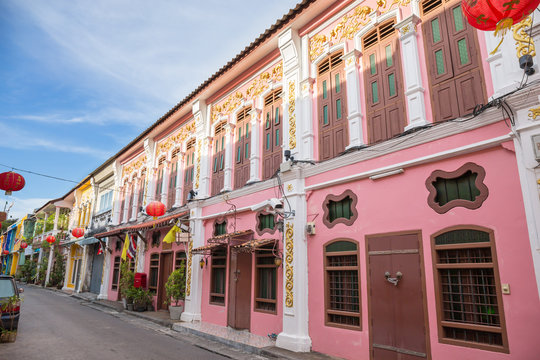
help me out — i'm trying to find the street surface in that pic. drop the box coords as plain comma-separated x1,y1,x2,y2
0,285,229,360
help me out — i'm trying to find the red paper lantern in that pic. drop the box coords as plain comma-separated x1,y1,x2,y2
20,241,28,249
2,250,8,255
462,0,540,32
46,235,56,244
146,201,165,220
71,227,85,238
0,171,25,196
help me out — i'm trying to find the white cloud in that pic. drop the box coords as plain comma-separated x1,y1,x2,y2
2,196,50,220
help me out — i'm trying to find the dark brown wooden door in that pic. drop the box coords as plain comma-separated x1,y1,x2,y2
263,89,283,180
227,251,252,330
367,232,429,360
234,107,251,189
317,51,348,161
158,252,173,310
422,0,486,122
211,122,226,196
182,139,195,205
363,20,406,144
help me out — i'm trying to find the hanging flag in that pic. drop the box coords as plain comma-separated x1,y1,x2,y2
121,233,129,261
163,224,180,244
97,241,104,255
127,234,137,260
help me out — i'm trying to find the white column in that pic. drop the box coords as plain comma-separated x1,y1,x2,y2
276,170,311,352
148,168,157,202
122,189,130,223
161,160,171,205
98,239,111,300
300,79,315,160
248,108,261,183
36,212,47,282
343,50,365,149
193,99,210,198
222,123,235,192
131,180,140,221
395,15,428,131
112,162,123,225
181,205,204,322
174,153,185,207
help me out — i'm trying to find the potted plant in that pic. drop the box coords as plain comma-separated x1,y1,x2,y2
0,294,20,343
164,263,186,320
125,286,137,311
119,261,134,309
132,287,153,312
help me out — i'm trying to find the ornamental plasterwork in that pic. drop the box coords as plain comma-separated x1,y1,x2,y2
156,121,196,157
285,222,294,308
288,81,297,150
399,23,417,35
195,139,202,189
513,16,536,58
186,239,193,296
211,62,283,123
376,0,411,15
287,184,293,192
122,155,147,180
528,107,540,120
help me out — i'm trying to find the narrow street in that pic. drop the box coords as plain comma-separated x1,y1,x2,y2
0,286,230,360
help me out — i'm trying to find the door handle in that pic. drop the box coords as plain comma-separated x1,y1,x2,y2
384,271,403,286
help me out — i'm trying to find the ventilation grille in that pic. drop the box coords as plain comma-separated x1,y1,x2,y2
186,139,195,150
237,107,251,122
318,51,344,75
171,148,180,159
380,21,395,40
363,20,396,49
363,29,378,50
422,0,443,15
264,88,282,106
158,157,166,166
215,121,226,135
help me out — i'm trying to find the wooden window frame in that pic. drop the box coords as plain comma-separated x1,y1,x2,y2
149,253,160,294
254,245,278,314
214,218,227,236
155,157,166,201
234,107,251,189
111,256,121,291
138,169,146,209
211,122,227,196
255,211,278,236
322,189,359,228
426,162,488,214
324,239,361,330
168,151,179,209
262,88,283,180
210,248,227,306
431,225,509,353
183,139,196,205
175,251,186,270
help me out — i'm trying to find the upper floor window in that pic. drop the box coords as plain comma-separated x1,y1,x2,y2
211,122,227,196
99,191,113,212
256,212,277,236
183,139,196,205
422,0,487,122
168,149,180,209
322,190,358,228
210,248,227,305
155,157,166,200
214,219,227,236
263,88,283,180
138,169,146,208
362,19,406,144
126,181,134,221
234,107,251,189
318,51,348,161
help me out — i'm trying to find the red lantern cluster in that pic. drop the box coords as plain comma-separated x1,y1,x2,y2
0,171,25,196
20,241,28,249
71,227,85,238
146,201,165,220
46,235,56,244
462,0,540,32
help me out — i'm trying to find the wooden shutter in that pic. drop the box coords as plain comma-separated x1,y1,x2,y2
182,139,195,205
138,169,146,207
211,122,226,196
262,89,283,180
168,150,179,209
234,107,251,189
363,20,406,144
422,0,486,122
155,157,165,201
317,50,348,161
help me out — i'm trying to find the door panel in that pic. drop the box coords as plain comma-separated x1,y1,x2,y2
158,252,173,310
368,232,428,360
227,251,252,330
90,246,104,294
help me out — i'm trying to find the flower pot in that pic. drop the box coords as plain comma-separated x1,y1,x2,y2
127,303,134,311
0,331,17,343
134,303,146,312
168,305,183,320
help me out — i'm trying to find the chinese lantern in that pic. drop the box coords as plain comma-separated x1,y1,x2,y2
461,0,540,32
0,171,25,195
2,250,8,255
46,235,56,244
71,227,85,238
146,201,165,220
20,241,28,249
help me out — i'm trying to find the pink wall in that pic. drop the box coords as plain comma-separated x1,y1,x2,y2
306,143,539,359
107,243,121,301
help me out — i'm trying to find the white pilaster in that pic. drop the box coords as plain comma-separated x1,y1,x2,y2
248,108,261,183
136,236,145,273
122,189,130,223
112,162,123,225
395,15,428,131
223,123,235,192
45,245,55,286
131,180,140,222
161,160,171,205
193,99,210,198
174,153,185,207
300,78,315,160
343,50,365,149
181,206,204,322
98,240,111,300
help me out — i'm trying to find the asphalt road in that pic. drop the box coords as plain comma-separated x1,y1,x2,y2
0,285,228,360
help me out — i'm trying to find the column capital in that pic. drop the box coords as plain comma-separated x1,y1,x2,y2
395,14,421,39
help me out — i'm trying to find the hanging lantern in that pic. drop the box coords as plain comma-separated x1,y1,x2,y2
20,241,28,249
146,201,165,220
46,235,56,244
71,227,85,238
0,171,25,196
2,250,8,255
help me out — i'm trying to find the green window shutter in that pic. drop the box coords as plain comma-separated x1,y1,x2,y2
458,38,469,65
275,129,280,146
237,147,241,162
432,18,441,43
266,133,270,150
372,81,379,103
323,80,328,99
323,105,328,125
434,229,490,246
434,171,480,206
213,158,217,172
328,196,353,222
336,99,342,119
245,143,249,158
238,127,242,140
335,73,340,93
385,45,393,67
388,73,396,97
435,50,445,75
370,54,376,75
221,137,224,150
453,6,464,32
326,240,357,252
275,107,280,124
245,123,249,138
266,113,270,129
220,154,224,170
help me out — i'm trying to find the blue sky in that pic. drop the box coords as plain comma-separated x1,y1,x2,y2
0,0,299,219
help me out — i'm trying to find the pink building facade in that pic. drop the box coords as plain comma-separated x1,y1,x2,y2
92,1,540,359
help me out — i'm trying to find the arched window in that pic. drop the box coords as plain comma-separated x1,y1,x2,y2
324,239,361,329
155,157,166,201
211,122,227,196
263,89,283,179
317,50,348,160
168,149,180,209
234,107,251,189
138,169,146,208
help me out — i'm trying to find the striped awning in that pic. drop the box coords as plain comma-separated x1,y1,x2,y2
232,238,278,253
191,243,226,255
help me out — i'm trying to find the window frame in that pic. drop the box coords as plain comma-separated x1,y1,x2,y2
431,225,509,353
209,248,227,306
111,256,121,291
426,162,489,214
254,245,278,314
255,211,278,236
322,189,359,228
324,239,362,330
148,253,160,294
214,218,227,236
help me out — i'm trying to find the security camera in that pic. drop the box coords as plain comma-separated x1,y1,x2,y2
250,198,282,212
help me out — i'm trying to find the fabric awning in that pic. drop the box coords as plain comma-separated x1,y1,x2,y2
78,237,100,246
207,229,254,244
191,243,226,255
95,211,188,239
232,238,278,253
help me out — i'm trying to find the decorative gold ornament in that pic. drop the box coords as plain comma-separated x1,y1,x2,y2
513,16,536,58
285,222,294,308
122,154,147,179
528,107,540,120
400,23,416,35
345,56,356,67
156,121,196,156
376,0,411,14
288,81,297,150
195,139,202,189
309,34,327,62
186,239,193,296
287,184,293,192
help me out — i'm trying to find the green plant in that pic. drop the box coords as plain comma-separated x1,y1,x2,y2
164,264,186,306
49,250,65,288
37,257,48,286
125,286,137,304
132,287,153,307
0,294,21,339
119,261,134,299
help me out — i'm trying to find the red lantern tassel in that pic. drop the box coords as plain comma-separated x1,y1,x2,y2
490,18,514,55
